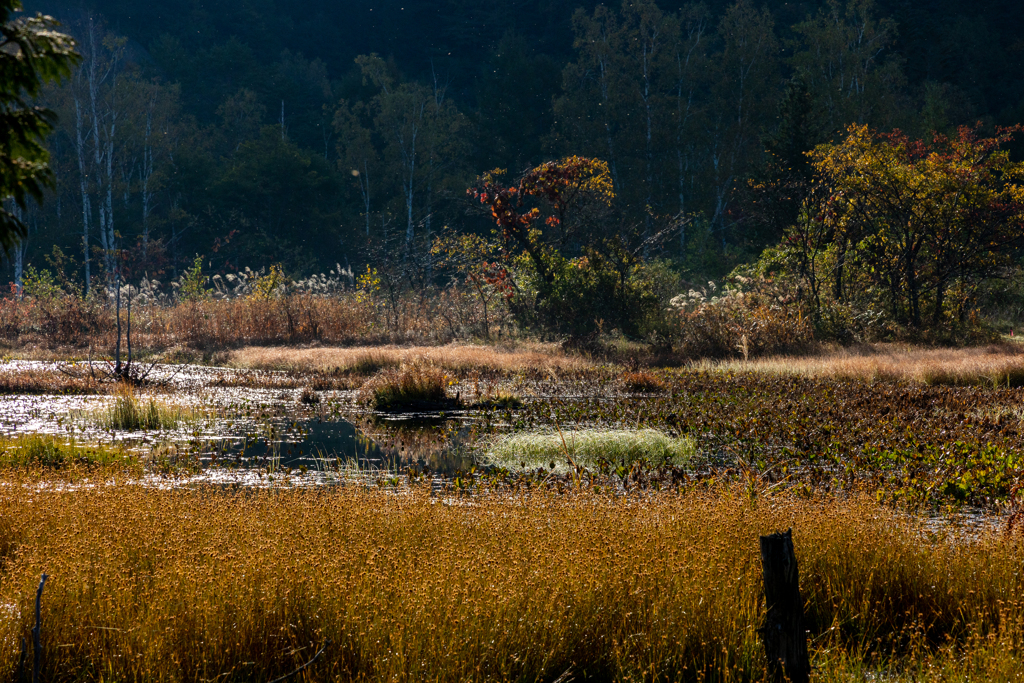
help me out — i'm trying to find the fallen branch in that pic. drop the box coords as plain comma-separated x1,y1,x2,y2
267,640,330,683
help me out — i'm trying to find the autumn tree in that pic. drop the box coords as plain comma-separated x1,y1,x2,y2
467,156,662,340
784,123,1024,331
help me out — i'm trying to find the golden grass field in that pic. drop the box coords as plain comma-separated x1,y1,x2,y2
693,342,1024,386
0,480,1022,681
226,343,595,375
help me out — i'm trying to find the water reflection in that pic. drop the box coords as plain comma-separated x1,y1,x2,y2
210,417,388,471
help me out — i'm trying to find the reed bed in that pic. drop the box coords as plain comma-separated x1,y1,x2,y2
97,384,188,431
0,292,449,351
694,343,1024,386
228,343,594,376
486,428,695,472
0,365,101,394
0,483,1021,681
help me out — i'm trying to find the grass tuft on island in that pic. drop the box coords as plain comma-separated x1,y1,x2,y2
359,363,460,412
97,384,193,431
96,382,205,430
485,428,695,472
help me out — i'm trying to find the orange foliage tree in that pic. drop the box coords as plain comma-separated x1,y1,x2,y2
458,156,662,341
467,156,614,301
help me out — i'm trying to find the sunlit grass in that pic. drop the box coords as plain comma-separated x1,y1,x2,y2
0,483,1021,681
0,365,102,395
693,343,1024,386
0,435,132,469
486,428,695,472
229,342,594,375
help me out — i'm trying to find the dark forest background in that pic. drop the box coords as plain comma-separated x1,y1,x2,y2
9,0,1024,289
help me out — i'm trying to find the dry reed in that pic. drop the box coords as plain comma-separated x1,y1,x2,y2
694,343,1024,386
0,365,101,394
0,482,1022,681
227,343,594,376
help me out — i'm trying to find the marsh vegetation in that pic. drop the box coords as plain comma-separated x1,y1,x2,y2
0,344,1021,680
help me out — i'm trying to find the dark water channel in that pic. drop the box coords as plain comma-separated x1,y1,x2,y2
205,416,388,472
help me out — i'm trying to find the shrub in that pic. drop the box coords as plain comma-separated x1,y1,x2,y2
621,370,665,393
670,276,814,359
475,389,524,409
299,387,321,404
512,248,663,345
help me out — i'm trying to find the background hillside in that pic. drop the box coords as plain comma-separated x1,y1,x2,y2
10,0,1024,283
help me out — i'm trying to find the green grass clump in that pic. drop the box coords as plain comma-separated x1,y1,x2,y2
0,435,131,468
360,363,458,411
486,428,695,472
476,389,523,410
100,384,185,431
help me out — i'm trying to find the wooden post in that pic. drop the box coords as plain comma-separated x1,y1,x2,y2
759,530,809,683
32,573,47,683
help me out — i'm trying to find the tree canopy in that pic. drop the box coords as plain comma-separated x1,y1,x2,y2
0,0,76,251
777,123,1024,331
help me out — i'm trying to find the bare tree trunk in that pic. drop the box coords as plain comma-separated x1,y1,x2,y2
397,103,424,245
74,97,92,294
140,96,155,257
7,202,26,297
638,19,660,255
597,54,620,190
359,160,371,236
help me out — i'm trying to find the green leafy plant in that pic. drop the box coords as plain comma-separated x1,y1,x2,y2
178,255,210,302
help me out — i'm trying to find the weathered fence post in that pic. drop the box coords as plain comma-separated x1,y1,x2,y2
759,529,809,683
32,573,47,683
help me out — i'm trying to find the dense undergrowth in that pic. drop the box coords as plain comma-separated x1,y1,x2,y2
0,484,1021,682
1,258,1011,361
